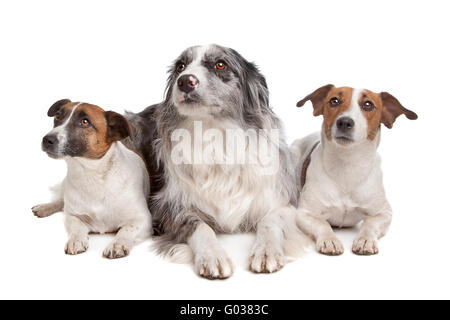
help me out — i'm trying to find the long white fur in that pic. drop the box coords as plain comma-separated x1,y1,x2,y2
293,89,392,255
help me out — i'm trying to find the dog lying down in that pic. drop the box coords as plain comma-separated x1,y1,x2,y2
127,44,308,280
292,85,417,255
32,99,152,259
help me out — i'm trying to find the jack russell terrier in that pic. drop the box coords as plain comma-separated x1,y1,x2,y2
32,99,152,258
292,85,417,255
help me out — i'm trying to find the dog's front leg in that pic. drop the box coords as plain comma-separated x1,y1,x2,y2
296,208,344,255
188,222,234,280
352,210,392,255
32,200,64,218
249,208,290,273
64,214,89,255
103,216,152,259
32,183,64,218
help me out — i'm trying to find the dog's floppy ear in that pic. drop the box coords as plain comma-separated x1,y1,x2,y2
105,111,134,143
227,48,270,129
380,92,418,129
296,84,334,116
48,99,71,117
241,60,270,128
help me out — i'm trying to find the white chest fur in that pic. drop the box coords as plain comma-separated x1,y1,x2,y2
62,142,149,233
165,117,285,232
300,134,390,227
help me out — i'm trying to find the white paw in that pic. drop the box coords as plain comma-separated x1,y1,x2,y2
249,244,286,274
64,236,88,255
316,237,344,256
31,203,58,218
194,247,234,280
352,237,379,255
103,241,131,259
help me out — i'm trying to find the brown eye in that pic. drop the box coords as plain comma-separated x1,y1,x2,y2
215,61,226,70
80,119,90,127
176,63,185,72
329,97,340,106
362,101,375,111
54,115,61,121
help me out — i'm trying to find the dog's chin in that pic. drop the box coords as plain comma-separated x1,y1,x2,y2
177,100,204,115
42,145,63,159
175,93,201,109
333,135,354,146
175,91,202,105
177,98,202,107
45,151,63,159
175,97,221,117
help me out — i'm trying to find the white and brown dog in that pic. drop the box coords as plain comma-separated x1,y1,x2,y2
32,99,152,258
292,85,417,255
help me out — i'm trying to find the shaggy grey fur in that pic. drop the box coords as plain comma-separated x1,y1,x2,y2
127,44,299,255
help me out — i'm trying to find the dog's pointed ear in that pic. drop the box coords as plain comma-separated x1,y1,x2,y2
48,99,71,117
380,92,418,129
105,111,134,143
296,84,334,116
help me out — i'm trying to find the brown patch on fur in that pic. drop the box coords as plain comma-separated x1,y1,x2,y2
75,104,112,159
358,90,418,139
322,87,354,140
105,111,133,144
297,86,354,140
47,100,134,159
297,86,418,142
297,84,334,116
358,90,384,140
380,92,418,128
67,105,132,159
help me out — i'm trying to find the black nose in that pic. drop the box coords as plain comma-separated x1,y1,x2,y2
42,135,58,147
177,74,199,94
336,117,355,132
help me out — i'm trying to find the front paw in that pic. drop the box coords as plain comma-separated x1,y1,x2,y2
32,203,57,218
194,247,234,280
316,237,344,256
64,237,88,255
352,237,379,255
249,244,286,274
103,241,131,259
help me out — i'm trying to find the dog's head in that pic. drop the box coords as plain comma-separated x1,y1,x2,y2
42,99,132,159
296,85,418,146
165,44,269,126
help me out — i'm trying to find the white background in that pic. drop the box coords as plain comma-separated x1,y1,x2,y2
0,0,449,299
